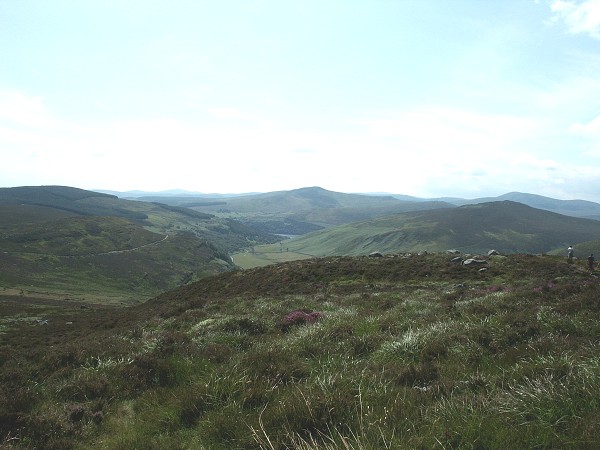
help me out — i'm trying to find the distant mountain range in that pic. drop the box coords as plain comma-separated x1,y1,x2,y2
122,187,452,235
97,189,260,199
3,185,600,294
110,186,600,221
101,185,600,258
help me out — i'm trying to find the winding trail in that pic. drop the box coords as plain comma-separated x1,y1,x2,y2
99,234,169,256
2,234,170,258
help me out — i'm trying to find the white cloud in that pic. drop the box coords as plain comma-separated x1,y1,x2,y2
0,91,58,129
568,115,600,159
354,107,539,159
550,0,600,38
570,114,600,134
207,107,276,127
1,90,599,202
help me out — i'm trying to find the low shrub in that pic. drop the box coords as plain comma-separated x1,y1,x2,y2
280,309,323,332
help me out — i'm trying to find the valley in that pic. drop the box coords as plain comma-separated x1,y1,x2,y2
0,186,278,304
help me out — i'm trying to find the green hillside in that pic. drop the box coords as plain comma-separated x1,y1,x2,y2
137,186,455,235
0,186,278,303
0,185,148,221
0,216,159,256
267,201,600,258
549,239,600,260
1,253,599,448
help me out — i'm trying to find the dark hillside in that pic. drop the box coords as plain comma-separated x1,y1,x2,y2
284,201,600,256
0,186,146,220
0,216,160,256
448,192,600,220
1,253,599,449
0,185,116,203
0,204,77,226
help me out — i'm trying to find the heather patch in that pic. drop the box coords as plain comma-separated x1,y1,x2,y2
3,253,600,449
280,309,323,331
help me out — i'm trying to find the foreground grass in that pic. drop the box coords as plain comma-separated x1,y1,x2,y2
1,253,599,449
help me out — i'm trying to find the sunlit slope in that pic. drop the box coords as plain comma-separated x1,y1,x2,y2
548,239,600,258
281,201,600,256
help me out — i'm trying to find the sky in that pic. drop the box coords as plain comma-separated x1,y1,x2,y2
1,1,600,201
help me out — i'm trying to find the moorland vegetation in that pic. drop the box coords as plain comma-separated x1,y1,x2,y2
1,252,599,449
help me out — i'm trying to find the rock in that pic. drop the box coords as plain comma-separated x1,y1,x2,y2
368,252,384,258
462,258,487,266
450,256,463,264
447,249,460,254
478,267,488,272
487,249,499,256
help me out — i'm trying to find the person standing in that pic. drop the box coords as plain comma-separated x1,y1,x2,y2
567,245,574,262
588,254,595,272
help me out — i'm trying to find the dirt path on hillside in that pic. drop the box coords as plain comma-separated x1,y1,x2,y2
97,233,169,256
1,234,169,258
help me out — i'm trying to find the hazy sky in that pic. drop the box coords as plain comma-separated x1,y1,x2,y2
1,1,600,200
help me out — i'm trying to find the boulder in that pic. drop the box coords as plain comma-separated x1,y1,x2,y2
462,258,487,266
368,251,384,258
487,249,500,256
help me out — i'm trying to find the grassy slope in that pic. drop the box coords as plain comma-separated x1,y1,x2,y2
1,253,599,449
272,201,600,258
548,239,600,260
0,187,278,303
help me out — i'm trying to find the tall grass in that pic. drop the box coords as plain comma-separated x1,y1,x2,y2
2,253,600,448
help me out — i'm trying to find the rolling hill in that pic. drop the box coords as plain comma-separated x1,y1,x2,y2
273,200,600,257
132,186,455,235
122,187,600,238
0,186,278,303
430,191,600,220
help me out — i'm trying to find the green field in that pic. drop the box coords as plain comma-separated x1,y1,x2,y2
232,243,315,269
